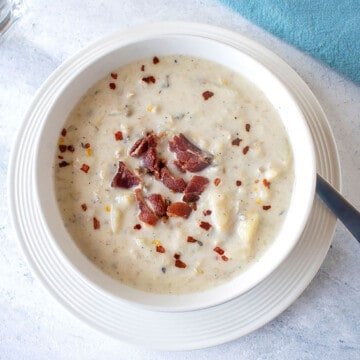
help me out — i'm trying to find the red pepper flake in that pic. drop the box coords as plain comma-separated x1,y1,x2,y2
214,178,221,186
262,205,272,210
133,224,142,230
202,91,214,100
58,161,70,168
84,143,91,149
203,209,212,216
114,131,123,141
67,145,75,152
200,221,212,231
58,155,64,159
153,56,160,64
61,128,67,137
173,253,180,260
156,245,166,253
93,217,100,230
231,138,242,146
213,246,225,255
141,64,145,71
245,123,251,132
187,236,197,243
142,76,156,84
59,144,67,153
80,164,90,173
175,259,187,268
262,178,271,189
81,203,87,211
109,82,116,90
236,180,242,186
221,255,229,262
243,146,250,155
110,72,118,79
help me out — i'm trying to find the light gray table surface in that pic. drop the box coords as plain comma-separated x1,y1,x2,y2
1,1,359,359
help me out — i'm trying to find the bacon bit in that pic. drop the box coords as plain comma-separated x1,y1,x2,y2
203,209,212,216
93,217,100,230
58,137,65,145
199,221,212,231
111,161,140,188
263,178,271,189
236,180,242,186
129,133,158,158
175,259,187,268
114,131,123,141
133,224,142,230
135,189,159,226
160,166,187,193
84,143,91,149
85,148,92,156
59,145,67,153
191,202,198,211
80,164,90,173
147,194,168,217
143,147,162,176
187,236,197,243
262,205,272,210
202,91,214,100
156,245,166,253
167,202,192,219
81,203,87,211
59,161,70,168
221,255,229,262
110,72,118,79
173,253,180,260
183,175,209,202
58,155,64,159
169,133,213,173
109,82,116,90
142,76,156,84
243,146,250,155
67,145,75,152
245,123,251,132
153,56,160,64
214,178,221,186
231,138,242,146
213,246,225,255
61,128,67,137
141,65,145,71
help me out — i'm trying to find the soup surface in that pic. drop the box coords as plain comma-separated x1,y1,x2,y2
54,55,293,294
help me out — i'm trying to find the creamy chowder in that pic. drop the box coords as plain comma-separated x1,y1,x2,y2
54,55,293,294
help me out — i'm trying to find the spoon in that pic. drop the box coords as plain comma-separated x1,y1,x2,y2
316,173,360,242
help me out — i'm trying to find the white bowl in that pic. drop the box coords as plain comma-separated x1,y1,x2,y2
34,24,316,312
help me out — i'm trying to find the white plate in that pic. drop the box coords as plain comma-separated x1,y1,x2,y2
8,22,340,351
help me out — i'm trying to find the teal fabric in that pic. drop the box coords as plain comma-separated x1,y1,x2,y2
220,0,360,85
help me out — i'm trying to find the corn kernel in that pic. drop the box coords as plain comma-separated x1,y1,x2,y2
105,205,111,212
256,198,262,204
147,106,153,112
85,148,92,156
152,239,161,246
58,137,64,145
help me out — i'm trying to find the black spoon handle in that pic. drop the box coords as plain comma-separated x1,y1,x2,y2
316,173,360,242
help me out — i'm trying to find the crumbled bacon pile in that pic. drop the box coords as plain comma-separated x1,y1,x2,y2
111,132,213,225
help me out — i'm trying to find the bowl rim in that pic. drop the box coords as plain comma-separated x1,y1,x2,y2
32,22,316,312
